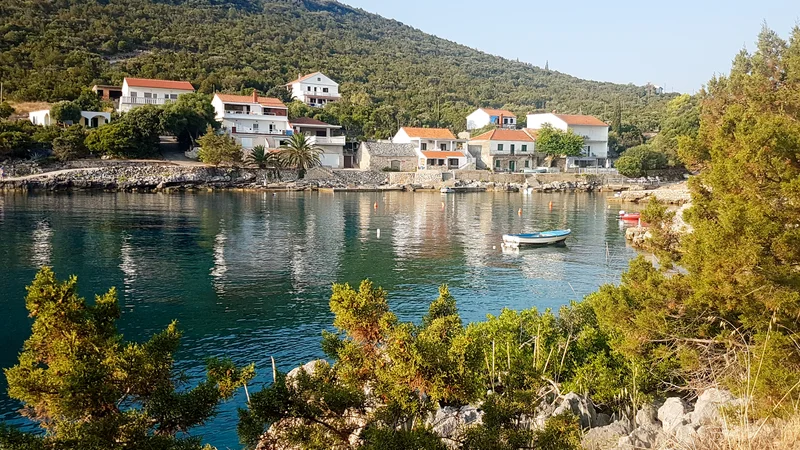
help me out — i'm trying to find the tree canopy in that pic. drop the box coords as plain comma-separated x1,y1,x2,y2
535,124,585,157
0,0,673,140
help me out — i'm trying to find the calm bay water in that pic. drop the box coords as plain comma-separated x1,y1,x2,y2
0,191,636,449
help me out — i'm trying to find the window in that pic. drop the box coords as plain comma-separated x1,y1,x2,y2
521,145,527,152
323,87,329,93
317,77,321,81
170,94,178,99
525,160,530,168
448,158,459,166
438,159,445,166
269,123,275,133
427,159,435,166
421,143,427,150
497,144,503,151
130,91,137,97
495,160,501,168
307,87,311,91
253,123,259,131
241,138,253,148
440,143,447,151
144,92,152,99
510,144,515,152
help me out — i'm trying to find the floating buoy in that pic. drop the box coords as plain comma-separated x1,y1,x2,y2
273,193,276,197
492,245,496,250
518,208,522,216
377,228,381,238
548,201,553,209
374,202,378,209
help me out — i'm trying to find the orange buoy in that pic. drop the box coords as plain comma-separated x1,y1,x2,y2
548,201,553,209
374,202,378,209
518,208,522,216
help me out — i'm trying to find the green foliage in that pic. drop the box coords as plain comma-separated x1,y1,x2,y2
0,120,39,158
49,100,82,125
197,126,242,166
535,124,585,157
3,267,254,449
246,145,269,168
278,132,321,178
607,124,644,158
74,88,105,112
649,93,699,165
51,125,89,161
0,0,672,139
533,413,583,450
0,102,14,119
613,144,668,178
161,93,219,146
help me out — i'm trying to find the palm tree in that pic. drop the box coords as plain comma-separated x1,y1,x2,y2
246,145,268,169
265,149,285,181
278,132,322,179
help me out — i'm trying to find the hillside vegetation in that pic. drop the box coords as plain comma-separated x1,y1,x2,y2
0,0,672,138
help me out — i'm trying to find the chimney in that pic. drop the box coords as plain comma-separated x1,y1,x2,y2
252,90,258,103
499,114,504,128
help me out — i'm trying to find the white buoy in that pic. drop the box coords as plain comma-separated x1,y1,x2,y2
377,228,381,238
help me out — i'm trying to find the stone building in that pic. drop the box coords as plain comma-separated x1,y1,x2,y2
357,142,417,172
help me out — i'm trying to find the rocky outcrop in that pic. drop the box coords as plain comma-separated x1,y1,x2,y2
619,183,691,205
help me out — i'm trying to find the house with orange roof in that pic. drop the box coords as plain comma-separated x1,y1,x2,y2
290,117,346,168
211,91,291,150
392,127,470,171
118,77,195,112
466,108,517,130
286,72,340,107
468,129,540,172
526,113,610,168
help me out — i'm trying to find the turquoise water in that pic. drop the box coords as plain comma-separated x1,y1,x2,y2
0,191,636,448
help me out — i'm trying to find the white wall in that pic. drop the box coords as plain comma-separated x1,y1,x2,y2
466,110,490,130
526,113,567,131
291,73,340,104
482,140,534,155
221,117,289,135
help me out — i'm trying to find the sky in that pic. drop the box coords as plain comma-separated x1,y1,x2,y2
342,0,798,93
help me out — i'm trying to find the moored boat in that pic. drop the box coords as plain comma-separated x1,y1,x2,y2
440,187,455,193
618,211,641,221
502,229,571,247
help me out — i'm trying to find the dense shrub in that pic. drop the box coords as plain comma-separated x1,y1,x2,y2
614,144,668,177
51,125,89,161
197,127,242,165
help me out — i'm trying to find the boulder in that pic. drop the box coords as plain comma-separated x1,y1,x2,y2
595,413,611,427
426,405,483,448
635,404,660,429
657,397,689,431
553,393,597,428
673,423,699,445
286,359,328,387
581,420,632,450
691,388,737,425
627,427,659,448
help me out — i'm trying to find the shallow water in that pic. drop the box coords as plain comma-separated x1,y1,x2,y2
0,190,637,448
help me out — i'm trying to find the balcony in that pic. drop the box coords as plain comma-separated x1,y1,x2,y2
227,126,288,136
120,96,173,106
307,135,346,146
303,91,341,99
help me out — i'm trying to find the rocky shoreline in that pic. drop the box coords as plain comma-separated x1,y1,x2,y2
0,161,613,193
264,360,760,450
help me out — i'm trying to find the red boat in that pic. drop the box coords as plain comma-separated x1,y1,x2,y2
618,211,641,221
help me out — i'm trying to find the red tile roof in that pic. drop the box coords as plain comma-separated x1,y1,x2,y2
124,77,194,90
471,129,535,142
287,72,334,85
215,94,287,109
481,108,516,118
400,127,456,139
554,114,607,127
422,151,464,159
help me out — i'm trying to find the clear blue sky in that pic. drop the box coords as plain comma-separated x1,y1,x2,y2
342,0,798,93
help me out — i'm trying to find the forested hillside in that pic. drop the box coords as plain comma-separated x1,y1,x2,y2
0,0,673,137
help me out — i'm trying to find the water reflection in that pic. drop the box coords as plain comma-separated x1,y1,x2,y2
0,190,638,449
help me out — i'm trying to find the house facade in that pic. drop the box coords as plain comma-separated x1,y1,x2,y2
290,117,346,169
526,113,609,168
286,72,341,107
466,108,517,130
357,142,418,172
468,129,539,172
29,110,111,128
212,92,291,150
118,78,195,112
392,127,468,170
91,85,122,102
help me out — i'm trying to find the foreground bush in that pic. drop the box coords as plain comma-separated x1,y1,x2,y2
2,268,254,450
614,144,668,178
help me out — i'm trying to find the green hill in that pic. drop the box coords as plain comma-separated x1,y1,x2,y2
0,0,672,138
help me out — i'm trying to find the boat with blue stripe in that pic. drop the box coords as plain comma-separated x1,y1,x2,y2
502,229,571,247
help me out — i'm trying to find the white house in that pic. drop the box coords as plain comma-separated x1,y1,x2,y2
286,72,341,107
526,113,609,168
290,117,346,169
212,92,291,150
466,108,517,130
29,109,111,128
118,77,195,112
393,127,469,171
468,129,538,172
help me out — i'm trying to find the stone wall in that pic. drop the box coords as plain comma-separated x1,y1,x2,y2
386,170,443,186
367,155,416,172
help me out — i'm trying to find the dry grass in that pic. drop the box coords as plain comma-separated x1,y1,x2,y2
678,416,800,450
8,101,51,115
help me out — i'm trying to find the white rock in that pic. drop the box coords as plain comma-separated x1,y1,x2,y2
658,397,689,432
582,420,631,450
691,388,737,425
553,392,597,428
